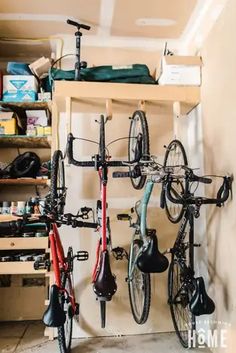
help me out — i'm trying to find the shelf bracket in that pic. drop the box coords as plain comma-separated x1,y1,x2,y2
66,96,72,135
138,100,146,112
106,99,113,120
173,101,181,139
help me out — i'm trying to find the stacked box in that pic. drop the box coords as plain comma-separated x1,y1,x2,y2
3,75,38,102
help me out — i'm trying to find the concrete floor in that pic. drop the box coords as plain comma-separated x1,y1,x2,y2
0,321,212,353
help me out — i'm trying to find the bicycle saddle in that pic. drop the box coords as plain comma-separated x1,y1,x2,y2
43,285,66,327
93,250,117,300
190,277,215,316
137,231,169,273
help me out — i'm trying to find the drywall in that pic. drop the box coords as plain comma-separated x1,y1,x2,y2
199,0,236,351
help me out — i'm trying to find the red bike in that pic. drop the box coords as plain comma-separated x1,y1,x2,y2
66,112,149,327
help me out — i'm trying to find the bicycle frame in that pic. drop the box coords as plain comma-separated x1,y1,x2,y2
50,223,77,313
129,179,154,279
169,206,196,330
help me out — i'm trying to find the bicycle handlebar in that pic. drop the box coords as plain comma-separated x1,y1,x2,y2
165,175,231,206
66,133,138,168
67,19,91,31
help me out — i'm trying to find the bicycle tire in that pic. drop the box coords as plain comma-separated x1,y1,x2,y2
99,115,106,163
128,110,150,190
128,238,151,324
50,150,66,216
100,300,106,328
58,272,73,353
168,258,196,348
163,140,188,223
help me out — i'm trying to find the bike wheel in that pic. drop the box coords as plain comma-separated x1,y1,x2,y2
163,140,188,223
128,238,151,324
100,300,106,328
168,258,195,348
50,150,66,216
128,110,150,190
99,115,106,162
58,272,73,353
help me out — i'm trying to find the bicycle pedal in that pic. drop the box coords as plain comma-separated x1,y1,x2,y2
112,247,128,260
34,259,51,271
76,251,89,261
117,213,131,221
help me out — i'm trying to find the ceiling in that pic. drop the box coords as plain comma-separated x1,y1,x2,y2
0,0,227,60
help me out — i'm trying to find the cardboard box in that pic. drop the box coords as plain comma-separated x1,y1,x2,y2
3,75,38,102
157,56,202,86
0,114,17,135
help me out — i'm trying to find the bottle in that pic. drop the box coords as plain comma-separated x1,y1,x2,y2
2,201,10,214
10,201,17,215
17,201,26,215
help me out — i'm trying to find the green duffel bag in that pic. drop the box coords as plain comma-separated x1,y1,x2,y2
82,64,155,84
50,64,155,84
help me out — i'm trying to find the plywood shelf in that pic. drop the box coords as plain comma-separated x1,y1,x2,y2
0,178,50,186
0,135,52,148
53,81,200,115
0,237,48,250
0,261,47,274
0,101,52,111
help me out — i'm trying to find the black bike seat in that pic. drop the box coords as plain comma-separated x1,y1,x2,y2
190,277,215,316
137,232,169,273
43,285,66,327
93,250,117,300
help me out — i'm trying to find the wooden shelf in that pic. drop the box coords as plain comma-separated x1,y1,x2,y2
0,101,52,111
0,178,50,186
0,261,47,274
0,135,52,148
0,237,48,250
53,81,200,115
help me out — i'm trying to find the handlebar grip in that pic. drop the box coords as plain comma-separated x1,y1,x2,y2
67,19,91,31
160,186,165,209
113,171,131,178
192,175,212,184
73,221,98,229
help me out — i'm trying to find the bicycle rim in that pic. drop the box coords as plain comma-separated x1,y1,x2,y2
163,140,188,223
168,258,195,348
58,273,73,353
128,110,150,190
100,300,106,328
128,238,151,324
51,150,66,216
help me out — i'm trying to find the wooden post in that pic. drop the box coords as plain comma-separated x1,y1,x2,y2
173,101,181,139
106,99,113,120
138,100,146,112
66,96,72,135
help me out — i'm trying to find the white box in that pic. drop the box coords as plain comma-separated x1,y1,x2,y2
157,56,202,86
3,75,38,102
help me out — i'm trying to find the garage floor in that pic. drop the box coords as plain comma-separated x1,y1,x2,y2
0,321,211,353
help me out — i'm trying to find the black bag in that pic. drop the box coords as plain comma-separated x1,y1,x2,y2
9,152,41,178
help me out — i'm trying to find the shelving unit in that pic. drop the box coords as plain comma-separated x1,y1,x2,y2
52,81,200,150
0,100,52,336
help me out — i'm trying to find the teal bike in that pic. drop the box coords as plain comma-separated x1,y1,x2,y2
113,110,169,324
114,158,169,323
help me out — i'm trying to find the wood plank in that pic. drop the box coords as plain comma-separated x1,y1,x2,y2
54,81,200,115
0,101,52,111
0,261,47,274
0,136,51,148
0,237,48,250
0,178,50,186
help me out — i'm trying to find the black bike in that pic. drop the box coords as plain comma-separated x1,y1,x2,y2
162,159,232,348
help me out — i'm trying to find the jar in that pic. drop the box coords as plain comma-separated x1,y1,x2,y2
2,201,10,214
10,201,18,215
17,201,26,215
